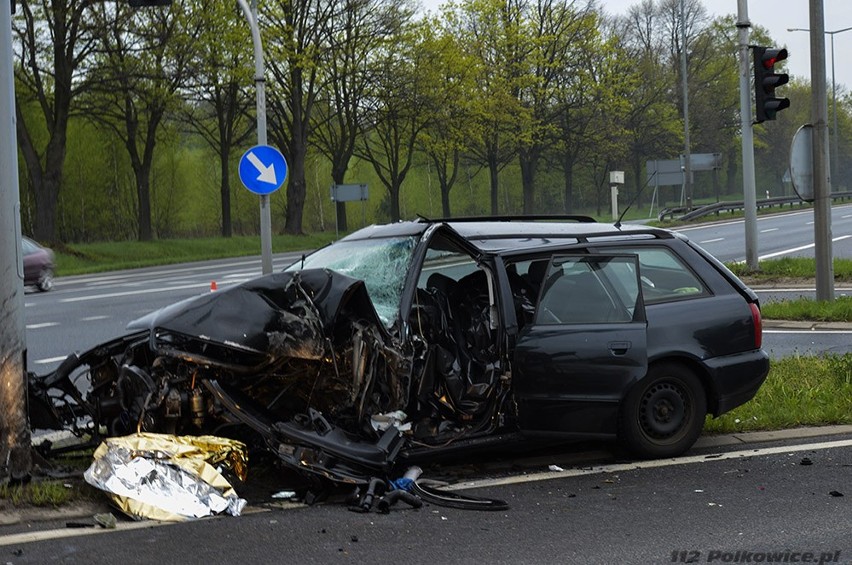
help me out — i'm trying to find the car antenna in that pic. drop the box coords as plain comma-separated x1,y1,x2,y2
614,169,658,230
300,253,305,269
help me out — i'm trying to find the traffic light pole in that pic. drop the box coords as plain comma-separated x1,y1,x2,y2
737,0,759,271
809,0,834,301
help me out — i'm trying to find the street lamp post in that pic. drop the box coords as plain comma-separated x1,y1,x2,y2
789,25,852,185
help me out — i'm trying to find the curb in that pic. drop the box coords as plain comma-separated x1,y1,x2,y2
695,424,852,449
763,319,852,331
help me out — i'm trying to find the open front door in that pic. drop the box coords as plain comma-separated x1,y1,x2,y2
514,254,647,436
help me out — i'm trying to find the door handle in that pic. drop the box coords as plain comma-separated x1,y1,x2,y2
608,341,631,355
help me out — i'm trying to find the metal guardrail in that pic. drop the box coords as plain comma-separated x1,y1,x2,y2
657,191,852,222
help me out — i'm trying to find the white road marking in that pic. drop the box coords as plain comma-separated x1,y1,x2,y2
760,228,778,233
0,518,172,547
699,238,724,244
757,235,852,261
448,438,852,492
81,315,110,321
26,322,59,329
59,282,214,303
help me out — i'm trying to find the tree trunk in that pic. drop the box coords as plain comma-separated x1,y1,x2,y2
489,158,499,215
331,163,348,233
285,140,307,235
135,166,152,241
520,151,537,215
388,184,401,222
440,184,451,217
16,108,67,243
219,145,232,237
562,156,575,213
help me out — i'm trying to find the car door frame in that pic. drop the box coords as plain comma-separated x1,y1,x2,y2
505,253,649,438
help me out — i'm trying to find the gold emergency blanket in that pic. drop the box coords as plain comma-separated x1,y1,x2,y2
84,433,248,522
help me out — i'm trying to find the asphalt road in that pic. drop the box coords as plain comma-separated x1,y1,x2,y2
1,431,850,564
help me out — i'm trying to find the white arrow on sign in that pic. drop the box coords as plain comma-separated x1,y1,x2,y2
246,151,278,184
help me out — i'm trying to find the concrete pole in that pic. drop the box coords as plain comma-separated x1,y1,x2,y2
237,0,273,275
737,0,759,271
680,0,692,211
810,0,834,301
0,0,32,480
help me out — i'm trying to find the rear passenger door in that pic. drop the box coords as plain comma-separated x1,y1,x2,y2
514,254,648,435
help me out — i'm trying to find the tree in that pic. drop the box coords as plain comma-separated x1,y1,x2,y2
356,18,436,222
515,0,600,214
310,0,406,231
85,1,201,241
263,0,339,235
617,2,683,208
179,0,253,237
548,17,632,214
13,0,98,242
452,0,528,215
417,15,480,217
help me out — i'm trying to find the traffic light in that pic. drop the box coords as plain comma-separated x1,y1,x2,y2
752,46,790,123
128,0,171,6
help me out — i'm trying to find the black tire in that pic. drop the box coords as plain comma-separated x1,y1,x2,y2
619,362,707,459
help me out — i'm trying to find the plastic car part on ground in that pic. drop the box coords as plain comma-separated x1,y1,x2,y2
83,433,248,521
345,466,508,513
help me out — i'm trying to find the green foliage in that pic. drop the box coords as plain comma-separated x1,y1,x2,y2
704,354,852,433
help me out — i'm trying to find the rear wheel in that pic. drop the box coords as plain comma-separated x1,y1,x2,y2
619,362,706,458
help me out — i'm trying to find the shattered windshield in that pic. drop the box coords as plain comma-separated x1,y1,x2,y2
286,236,418,325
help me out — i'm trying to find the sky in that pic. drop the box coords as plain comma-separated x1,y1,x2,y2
420,0,852,91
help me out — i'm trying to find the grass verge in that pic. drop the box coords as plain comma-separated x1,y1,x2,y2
0,480,83,508
760,296,852,322
704,353,852,434
728,256,852,283
54,232,338,276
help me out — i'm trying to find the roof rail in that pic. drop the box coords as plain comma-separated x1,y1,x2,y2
417,214,598,223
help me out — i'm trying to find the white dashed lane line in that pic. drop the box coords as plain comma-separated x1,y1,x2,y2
25,322,59,330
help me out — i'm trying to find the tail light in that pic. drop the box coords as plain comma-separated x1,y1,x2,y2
749,303,762,349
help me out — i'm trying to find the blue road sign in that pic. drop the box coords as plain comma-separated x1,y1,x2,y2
238,145,288,195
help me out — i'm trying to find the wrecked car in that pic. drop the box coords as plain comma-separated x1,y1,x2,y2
28,217,769,488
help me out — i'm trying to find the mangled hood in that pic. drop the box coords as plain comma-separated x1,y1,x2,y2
127,269,388,356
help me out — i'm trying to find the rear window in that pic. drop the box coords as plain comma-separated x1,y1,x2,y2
599,246,708,304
